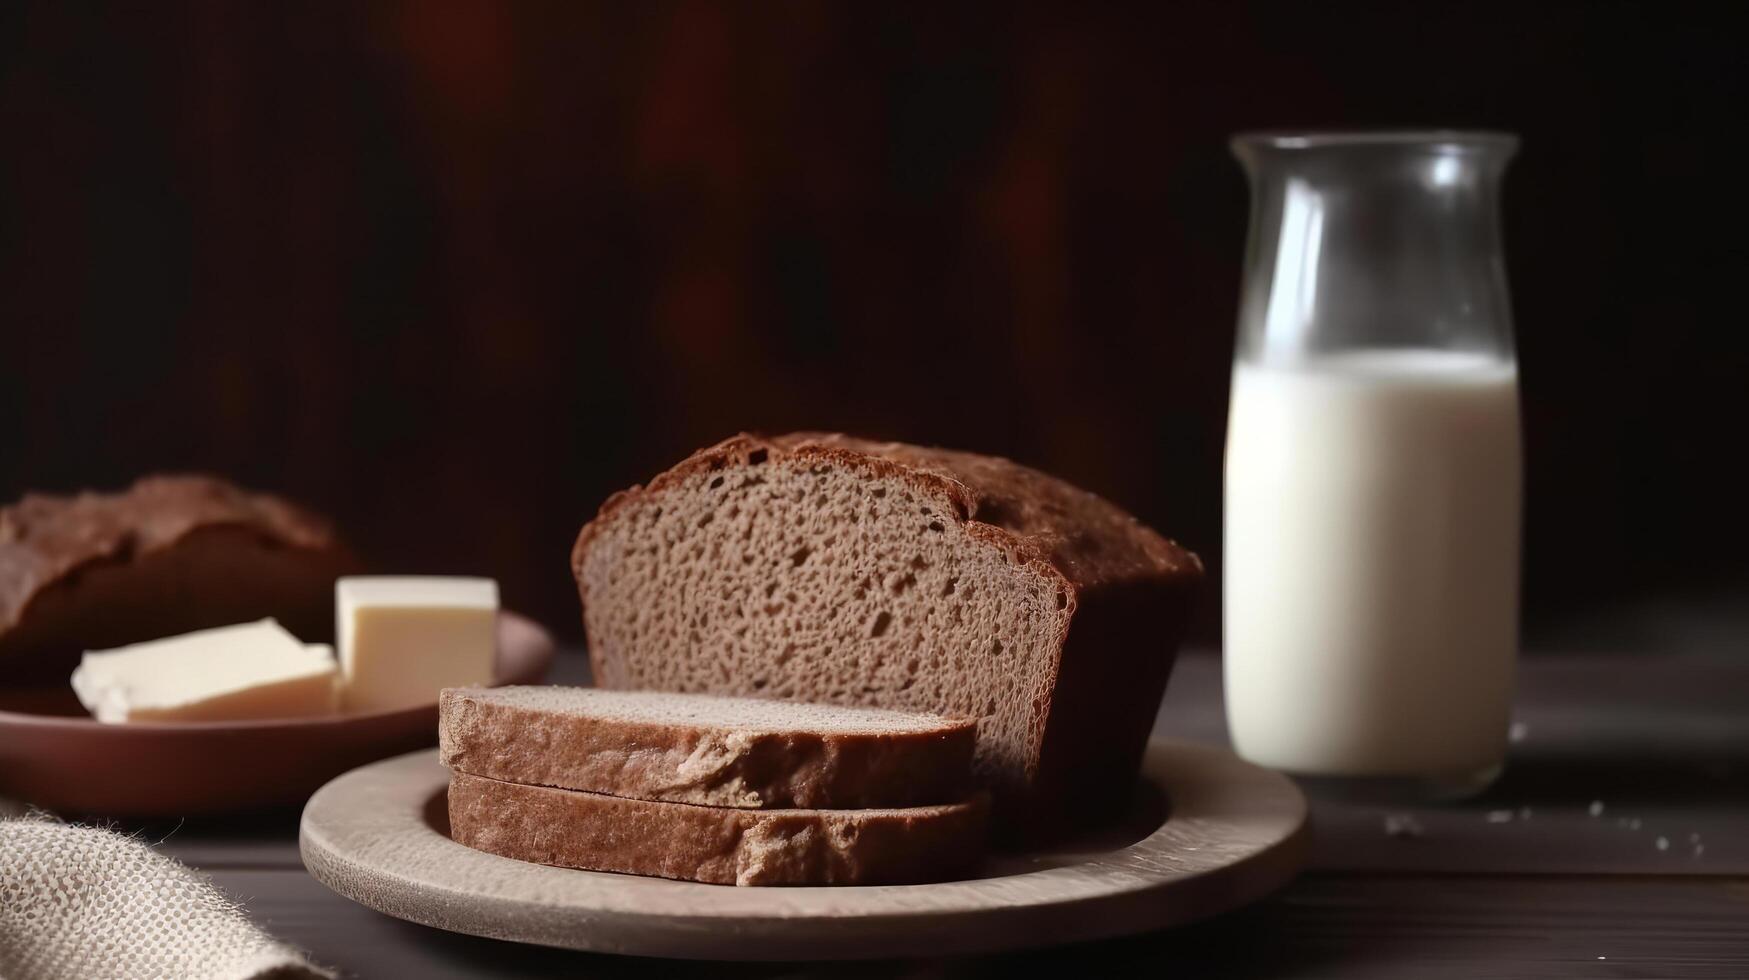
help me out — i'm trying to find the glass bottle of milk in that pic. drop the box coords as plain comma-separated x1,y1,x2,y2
1224,132,1522,800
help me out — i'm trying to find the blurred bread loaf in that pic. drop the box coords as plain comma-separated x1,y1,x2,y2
0,475,358,683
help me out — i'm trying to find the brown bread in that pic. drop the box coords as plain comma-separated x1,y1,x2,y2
446,769,987,886
572,433,1200,839
440,686,976,809
0,475,358,682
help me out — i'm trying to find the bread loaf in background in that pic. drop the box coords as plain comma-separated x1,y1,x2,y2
0,475,359,683
572,433,1201,840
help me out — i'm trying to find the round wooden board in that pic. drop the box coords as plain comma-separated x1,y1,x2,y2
0,612,555,816
300,738,1309,961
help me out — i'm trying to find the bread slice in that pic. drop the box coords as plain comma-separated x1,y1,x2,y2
440,686,975,809
446,770,986,886
571,432,1201,840
0,475,359,683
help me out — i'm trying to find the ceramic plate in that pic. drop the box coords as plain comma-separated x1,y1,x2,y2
0,612,554,816
300,738,1308,961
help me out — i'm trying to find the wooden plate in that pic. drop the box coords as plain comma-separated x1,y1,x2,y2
299,738,1309,960
0,612,555,817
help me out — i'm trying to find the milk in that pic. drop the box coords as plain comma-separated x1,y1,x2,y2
1223,350,1521,779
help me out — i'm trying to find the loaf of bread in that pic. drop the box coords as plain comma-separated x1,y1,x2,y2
439,686,976,809
0,475,358,683
572,433,1201,839
447,770,987,886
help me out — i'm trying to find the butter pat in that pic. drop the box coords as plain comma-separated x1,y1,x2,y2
71,619,339,723
337,576,498,713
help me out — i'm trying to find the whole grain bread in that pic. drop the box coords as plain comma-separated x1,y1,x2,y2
0,475,358,682
446,770,987,886
440,686,976,809
572,433,1201,840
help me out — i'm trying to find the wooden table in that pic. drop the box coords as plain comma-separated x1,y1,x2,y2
143,649,1749,978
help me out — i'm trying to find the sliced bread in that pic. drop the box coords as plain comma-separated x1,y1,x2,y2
446,770,986,886
440,686,976,809
571,433,1201,839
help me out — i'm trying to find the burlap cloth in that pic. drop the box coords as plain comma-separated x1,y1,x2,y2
0,815,334,980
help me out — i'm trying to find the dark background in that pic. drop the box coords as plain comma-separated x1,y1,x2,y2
2,2,1744,649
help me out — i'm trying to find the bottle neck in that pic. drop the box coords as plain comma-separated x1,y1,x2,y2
1233,133,1518,366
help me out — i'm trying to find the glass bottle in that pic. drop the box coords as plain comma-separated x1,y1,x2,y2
1223,131,1522,800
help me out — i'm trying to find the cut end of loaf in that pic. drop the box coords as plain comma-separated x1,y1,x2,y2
573,435,1077,799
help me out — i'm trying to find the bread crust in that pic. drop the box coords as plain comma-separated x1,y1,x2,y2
440,686,976,809
573,433,1198,612
447,770,988,886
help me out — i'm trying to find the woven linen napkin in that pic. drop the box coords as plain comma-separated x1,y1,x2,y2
0,816,334,980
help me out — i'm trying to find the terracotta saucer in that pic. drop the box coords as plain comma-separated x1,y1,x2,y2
0,612,555,817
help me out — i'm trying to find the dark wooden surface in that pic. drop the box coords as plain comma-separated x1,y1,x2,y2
146,650,1749,977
